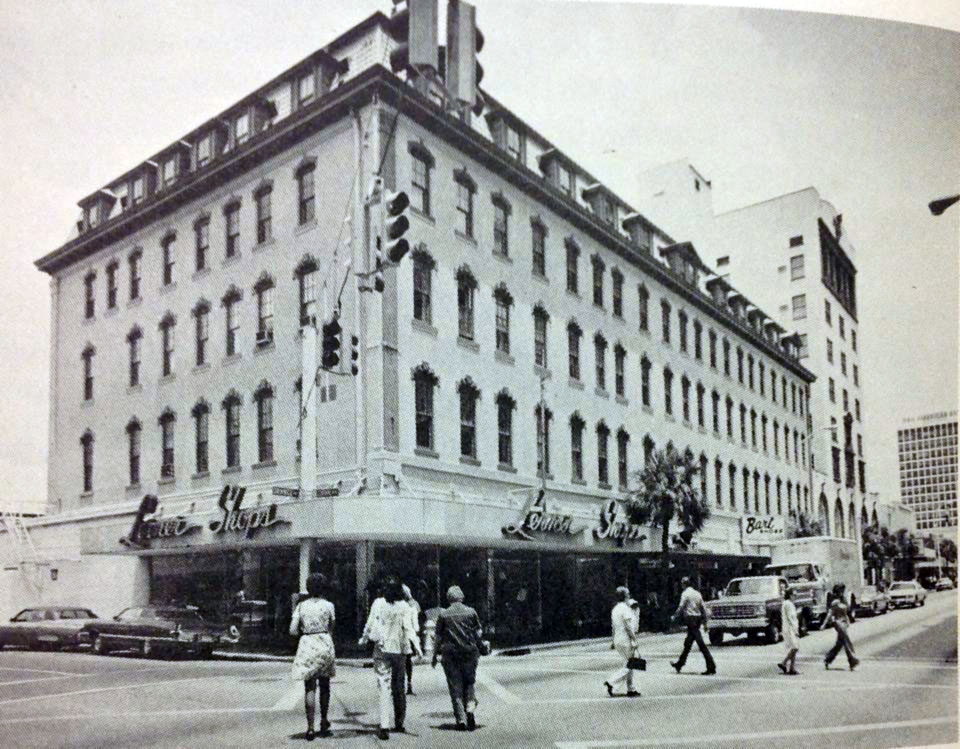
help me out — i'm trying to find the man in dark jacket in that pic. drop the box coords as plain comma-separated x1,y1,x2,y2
432,585,482,731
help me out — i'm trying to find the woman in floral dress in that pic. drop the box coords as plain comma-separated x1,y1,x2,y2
290,573,336,740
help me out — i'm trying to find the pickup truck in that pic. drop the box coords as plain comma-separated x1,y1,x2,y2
705,575,787,645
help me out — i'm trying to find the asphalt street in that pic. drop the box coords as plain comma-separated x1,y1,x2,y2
0,590,954,748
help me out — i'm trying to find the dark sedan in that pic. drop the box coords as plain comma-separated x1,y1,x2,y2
0,607,99,651
80,606,234,658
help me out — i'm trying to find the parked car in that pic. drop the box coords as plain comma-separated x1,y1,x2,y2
0,607,99,651
79,606,234,658
854,585,889,616
935,577,954,591
888,581,927,608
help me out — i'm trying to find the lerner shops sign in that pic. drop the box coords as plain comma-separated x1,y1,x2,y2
502,491,646,545
119,485,288,549
740,514,785,543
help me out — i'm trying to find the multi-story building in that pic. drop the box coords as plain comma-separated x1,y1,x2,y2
637,161,869,541
897,410,957,535
10,6,814,648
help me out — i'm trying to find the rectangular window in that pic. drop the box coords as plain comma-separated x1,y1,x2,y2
457,280,474,340
195,411,209,474
82,351,94,401
556,163,573,196
693,322,702,359
255,188,272,244
592,259,604,307
225,203,240,258
571,419,583,481
493,201,509,256
826,338,833,363
534,311,548,368
678,312,688,353
712,391,720,432
161,323,175,377
614,346,626,397
853,364,859,386
661,300,671,343
298,71,315,103
709,331,717,368
498,398,513,466
838,315,845,339
128,426,141,485
160,419,175,478
618,433,629,489
460,389,477,459
506,126,522,161
84,274,95,319
792,294,806,320
226,401,241,468
597,426,609,485
413,257,432,324
226,300,239,357
257,286,274,343
412,155,430,216
235,112,250,144
595,338,607,390
638,286,648,331
641,358,651,407
828,377,836,403
532,222,546,277
298,167,315,225
566,244,579,294
851,329,857,352
257,393,274,463
723,339,730,376
612,271,623,317
195,309,209,366
840,351,847,376
790,254,804,280
162,236,175,286
81,436,93,492
106,264,117,309
128,335,141,387
664,369,673,416
797,334,808,358
195,220,209,272
568,326,581,380
825,299,832,325
789,235,804,247
162,157,177,187
132,176,145,206
415,376,434,450
716,256,729,267
495,296,510,354
681,378,690,422
129,252,141,300
457,182,474,237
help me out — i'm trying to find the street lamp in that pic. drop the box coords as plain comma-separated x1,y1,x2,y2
929,195,960,216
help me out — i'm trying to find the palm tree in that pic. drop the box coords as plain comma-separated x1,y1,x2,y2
861,523,889,584
625,445,710,629
894,528,919,580
939,537,957,566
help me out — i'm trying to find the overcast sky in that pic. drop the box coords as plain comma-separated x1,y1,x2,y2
0,0,957,514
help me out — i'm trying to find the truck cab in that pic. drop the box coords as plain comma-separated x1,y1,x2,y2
764,560,830,633
705,575,787,645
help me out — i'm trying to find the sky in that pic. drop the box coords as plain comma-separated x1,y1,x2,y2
0,0,957,514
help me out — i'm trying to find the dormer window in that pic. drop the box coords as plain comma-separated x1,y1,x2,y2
116,183,129,212
196,134,213,168
556,163,572,196
85,205,99,230
235,112,250,145
506,126,523,162
298,71,316,104
132,175,145,206
162,156,178,187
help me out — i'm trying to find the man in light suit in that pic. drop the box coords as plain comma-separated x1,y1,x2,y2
604,586,642,697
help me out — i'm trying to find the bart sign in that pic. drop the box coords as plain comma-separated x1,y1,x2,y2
740,515,785,542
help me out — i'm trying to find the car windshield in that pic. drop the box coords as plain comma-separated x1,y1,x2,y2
768,564,815,582
890,583,912,591
725,578,778,596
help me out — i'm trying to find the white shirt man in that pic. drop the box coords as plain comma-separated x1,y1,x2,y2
604,586,642,697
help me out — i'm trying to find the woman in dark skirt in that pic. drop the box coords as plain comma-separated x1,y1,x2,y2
290,573,336,740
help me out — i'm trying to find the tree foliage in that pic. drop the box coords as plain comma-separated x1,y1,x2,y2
787,509,823,538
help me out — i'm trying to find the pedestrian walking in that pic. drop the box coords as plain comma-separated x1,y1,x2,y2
670,576,717,675
432,585,483,732
289,573,336,741
359,576,422,740
823,583,859,671
401,584,421,695
603,586,642,697
777,588,800,675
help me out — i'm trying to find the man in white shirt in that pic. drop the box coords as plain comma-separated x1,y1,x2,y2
670,576,716,675
603,586,642,697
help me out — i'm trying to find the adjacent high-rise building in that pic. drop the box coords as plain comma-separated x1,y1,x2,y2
897,411,957,534
637,161,869,540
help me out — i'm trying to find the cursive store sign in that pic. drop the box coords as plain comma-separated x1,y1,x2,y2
209,485,288,539
120,494,200,548
740,514,785,542
502,490,582,541
593,500,647,545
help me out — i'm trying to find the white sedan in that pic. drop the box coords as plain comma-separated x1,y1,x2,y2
888,581,927,608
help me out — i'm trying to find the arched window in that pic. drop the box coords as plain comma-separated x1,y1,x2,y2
567,320,582,380
222,390,242,468
596,421,610,486
192,299,211,367
570,412,585,481
254,381,274,463
159,312,176,377
412,364,439,452
80,430,94,493
457,378,480,460
496,390,516,467
126,419,142,486
253,274,275,346
127,326,143,387
493,283,513,354
191,400,210,474
834,498,845,538
81,344,96,401
618,429,631,489
456,265,477,341
294,255,319,325
158,408,176,479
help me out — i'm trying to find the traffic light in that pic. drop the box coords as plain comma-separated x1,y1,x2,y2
321,316,342,369
374,249,385,293
384,190,410,263
389,0,439,75
350,335,360,376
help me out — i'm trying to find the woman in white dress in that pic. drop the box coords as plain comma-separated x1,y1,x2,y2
777,587,800,675
290,573,336,740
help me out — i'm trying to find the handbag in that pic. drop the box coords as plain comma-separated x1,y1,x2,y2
626,655,647,671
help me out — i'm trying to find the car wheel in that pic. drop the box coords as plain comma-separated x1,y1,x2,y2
766,622,782,644
93,635,108,655
708,630,724,646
